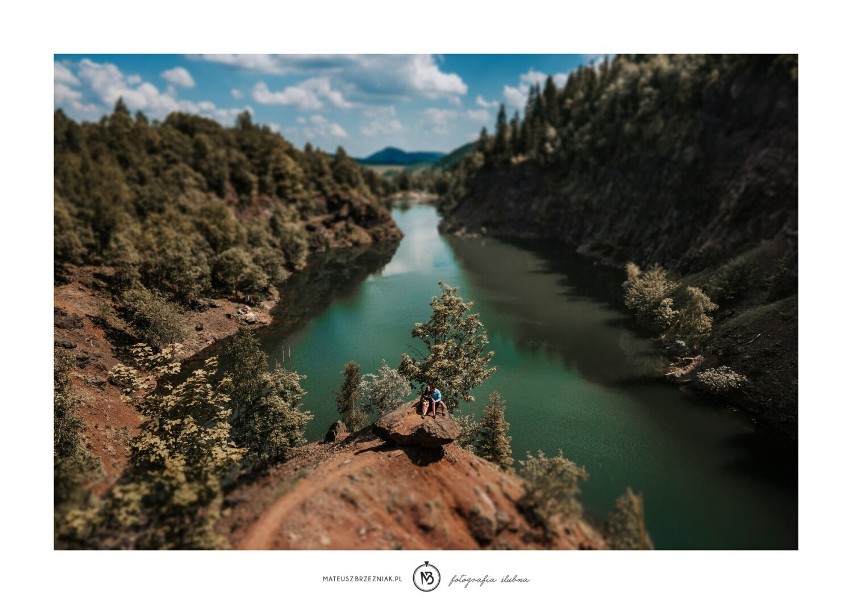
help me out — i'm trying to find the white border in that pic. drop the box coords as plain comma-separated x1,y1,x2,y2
6,0,849,602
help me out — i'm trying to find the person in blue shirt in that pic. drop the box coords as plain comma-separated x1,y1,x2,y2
419,384,447,417
431,385,447,417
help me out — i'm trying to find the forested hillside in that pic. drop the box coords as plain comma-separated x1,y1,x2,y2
55,102,401,309
439,55,798,438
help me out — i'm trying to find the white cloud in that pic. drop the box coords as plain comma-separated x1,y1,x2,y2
62,58,247,124
54,82,81,104
466,109,491,124
304,114,348,139
231,88,243,99
503,85,529,111
196,54,467,101
253,77,352,110
422,108,458,134
476,95,499,109
161,66,195,88
361,105,403,137
54,63,99,114
362,118,403,137
54,62,79,86
503,68,572,111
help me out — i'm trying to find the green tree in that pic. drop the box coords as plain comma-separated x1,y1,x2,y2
672,286,718,350
493,104,509,156
623,262,678,331
399,282,497,412
475,391,513,471
604,487,654,550
212,247,269,299
517,449,588,541
107,344,244,548
455,414,480,452
225,329,312,470
359,360,410,417
336,361,367,431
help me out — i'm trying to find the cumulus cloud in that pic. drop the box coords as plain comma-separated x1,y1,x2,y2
57,58,247,124
161,66,195,88
253,77,352,110
196,54,467,101
231,88,243,99
54,62,79,86
288,114,348,142
475,95,499,109
361,106,404,137
503,68,571,111
54,62,99,114
422,108,458,134
466,108,491,124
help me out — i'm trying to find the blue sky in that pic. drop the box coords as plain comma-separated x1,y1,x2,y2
54,54,604,157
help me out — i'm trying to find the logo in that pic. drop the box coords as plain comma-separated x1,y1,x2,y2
413,561,441,592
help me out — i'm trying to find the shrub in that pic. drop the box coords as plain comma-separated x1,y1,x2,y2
766,249,798,302
474,391,513,471
54,349,102,545
604,487,654,550
359,360,410,417
623,263,678,331
106,344,244,549
121,285,186,348
399,282,497,412
517,449,588,540
708,255,753,302
696,366,748,394
672,286,718,350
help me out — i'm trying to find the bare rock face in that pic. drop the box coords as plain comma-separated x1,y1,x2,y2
324,420,348,444
373,401,460,448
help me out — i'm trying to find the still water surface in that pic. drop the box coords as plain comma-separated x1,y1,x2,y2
248,204,796,549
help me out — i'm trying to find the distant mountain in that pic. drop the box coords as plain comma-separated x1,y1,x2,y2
359,147,446,166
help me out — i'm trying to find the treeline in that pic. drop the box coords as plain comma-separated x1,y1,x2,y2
438,55,797,269
55,102,399,345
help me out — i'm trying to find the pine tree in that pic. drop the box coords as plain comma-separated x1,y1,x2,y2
336,361,367,430
475,391,513,470
493,104,509,157
604,487,654,550
399,281,497,412
225,329,312,470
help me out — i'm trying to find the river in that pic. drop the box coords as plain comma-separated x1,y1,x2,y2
246,203,796,549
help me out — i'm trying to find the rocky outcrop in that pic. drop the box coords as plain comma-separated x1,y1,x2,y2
323,420,348,444
224,431,607,550
373,401,460,448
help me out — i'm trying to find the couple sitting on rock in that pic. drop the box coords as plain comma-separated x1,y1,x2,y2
419,384,447,418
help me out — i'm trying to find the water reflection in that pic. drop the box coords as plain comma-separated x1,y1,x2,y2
446,235,667,386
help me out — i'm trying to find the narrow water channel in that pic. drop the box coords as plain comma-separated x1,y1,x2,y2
249,204,797,549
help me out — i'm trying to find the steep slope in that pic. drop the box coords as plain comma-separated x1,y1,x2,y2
222,428,606,550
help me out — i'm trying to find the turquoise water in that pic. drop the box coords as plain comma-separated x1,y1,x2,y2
249,204,797,549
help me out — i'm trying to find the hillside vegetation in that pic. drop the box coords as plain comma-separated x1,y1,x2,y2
439,55,798,438
55,103,401,310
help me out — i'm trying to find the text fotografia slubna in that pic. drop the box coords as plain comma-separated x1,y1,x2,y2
322,576,402,582
448,574,532,588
